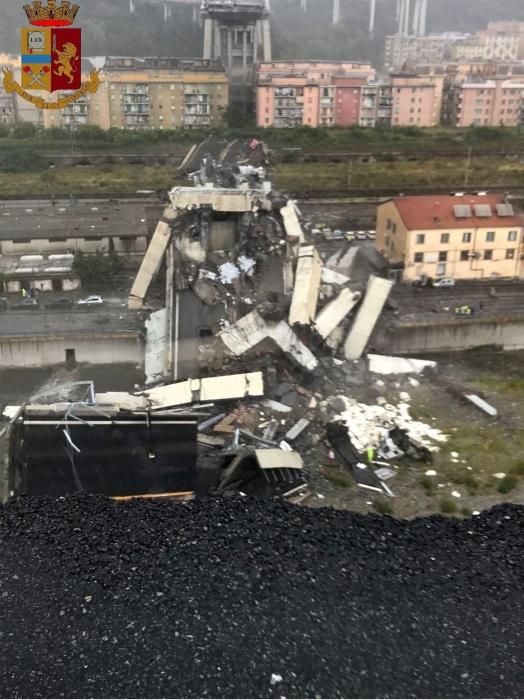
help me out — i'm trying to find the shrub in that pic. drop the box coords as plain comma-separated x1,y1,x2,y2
497,475,518,495
420,476,436,496
461,507,472,518
373,499,394,515
324,469,352,489
510,461,524,477
440,498,458,514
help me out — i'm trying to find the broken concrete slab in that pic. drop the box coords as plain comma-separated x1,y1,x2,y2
288,246,322,326
285,418,310,441
314,289,361,340
368,354,437,376
464,394,498,418
218,310,318,372
344,276,393,361
144,308,169,386
281,201,305,244
142,372,264,408
321,268,351,286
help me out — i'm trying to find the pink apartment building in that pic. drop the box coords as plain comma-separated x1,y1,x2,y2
256,61,375,128
448,79,524,127
390,73,444,127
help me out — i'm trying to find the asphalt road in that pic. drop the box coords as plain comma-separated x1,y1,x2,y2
0,307,143,337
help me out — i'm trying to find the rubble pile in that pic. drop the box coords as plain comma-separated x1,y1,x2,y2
0,496,522,698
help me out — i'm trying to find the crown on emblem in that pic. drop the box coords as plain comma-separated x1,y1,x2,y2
23,1,80,27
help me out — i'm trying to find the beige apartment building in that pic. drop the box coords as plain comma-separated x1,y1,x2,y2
43,57,228,130
376,194,524,283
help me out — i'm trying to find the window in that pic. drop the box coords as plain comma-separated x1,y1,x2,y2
441,233,450,244
416,234,425,245
390,241,395,252
484,250,493,260
462,232,472,243
508,230,518,242
486,231,495,242
385,236,390,247
437,263,446,276
460,251,469,261
506,249,515,259
438,251,448,262
414,252,423,263
392,223,397,234
386,218,391,230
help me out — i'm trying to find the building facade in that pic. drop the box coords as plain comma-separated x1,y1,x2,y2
445,79,524,127
376,194,524,282
256,61,376,128
390,73,444,127
43,57,228,130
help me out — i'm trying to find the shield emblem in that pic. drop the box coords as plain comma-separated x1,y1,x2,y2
21,26,81,92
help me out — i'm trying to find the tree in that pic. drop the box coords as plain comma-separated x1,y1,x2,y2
13,121,38,139
73,250,122,286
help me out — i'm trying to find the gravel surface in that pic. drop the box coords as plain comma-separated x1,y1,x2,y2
0,496,522,699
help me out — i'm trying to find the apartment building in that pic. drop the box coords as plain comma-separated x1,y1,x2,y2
0,53,42,126
44,57,228,130
390,73,444,127
256,61,376,128
451,26,524,63
385,33,466,71
359,82,393,127
376,194,524,282
446,79,524,127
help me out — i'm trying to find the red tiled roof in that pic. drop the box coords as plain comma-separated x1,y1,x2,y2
392,195,522,231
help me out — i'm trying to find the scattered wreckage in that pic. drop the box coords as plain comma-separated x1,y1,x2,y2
0,139,451,506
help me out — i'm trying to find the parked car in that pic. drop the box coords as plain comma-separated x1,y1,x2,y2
355,231,368,240
78,295,104,306
345,232,355,242
432,278,456,288
11,298,39,310
366,231,377,240
45,298,74,309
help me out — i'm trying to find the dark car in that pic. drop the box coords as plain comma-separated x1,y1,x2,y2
45,298,74,309
11,298,39,310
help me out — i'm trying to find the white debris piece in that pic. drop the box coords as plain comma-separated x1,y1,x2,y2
238,255,256,276
494,473,506,479
451,452,459,458
368,354,437,375
451,491,462,498
464,394,498,418
262,399,292,414
399,392,411,402
314,288,361,340
375,467,396,481
335,396,447,453
321,267,351,286
425,470,438,476
408,377,421,387
344,276,393,361
219,262,241,284
270,674,283,686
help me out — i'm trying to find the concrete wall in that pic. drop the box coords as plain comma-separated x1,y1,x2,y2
0,237,148,256
376,318,524,355
0,334,142,368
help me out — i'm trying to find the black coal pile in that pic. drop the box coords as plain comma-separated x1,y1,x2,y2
0,497,522,699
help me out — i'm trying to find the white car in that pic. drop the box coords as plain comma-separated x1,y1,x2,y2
432,278,456,288
77,295,104,306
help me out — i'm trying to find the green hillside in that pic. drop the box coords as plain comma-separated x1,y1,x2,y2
0,0,523,63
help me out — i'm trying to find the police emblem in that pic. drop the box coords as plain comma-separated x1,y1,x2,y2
2,1,99,110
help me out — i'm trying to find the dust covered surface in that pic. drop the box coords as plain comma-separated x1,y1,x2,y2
0,496,522,699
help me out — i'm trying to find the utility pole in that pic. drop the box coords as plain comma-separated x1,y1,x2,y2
333,0,340,24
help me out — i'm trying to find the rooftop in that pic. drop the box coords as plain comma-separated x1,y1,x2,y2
0,200,161,241
391,194,523,231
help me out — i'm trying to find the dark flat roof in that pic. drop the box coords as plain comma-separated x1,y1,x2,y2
0,200,162,241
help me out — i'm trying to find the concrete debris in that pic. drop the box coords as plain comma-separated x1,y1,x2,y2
344,276,393,361
425,470,437,476
334,396,447,455
288,246,322,326
262,399,293,414
321,267,351,286
464,394,498,418
144,308,169,386
451,491,462,498
374,467,397,481
143,372,264,408
314,289,361,341
281,201,305,243
368,354,437,376
218,310,318,372
219,262,241,285
285,418,310,441
494,473,506,479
